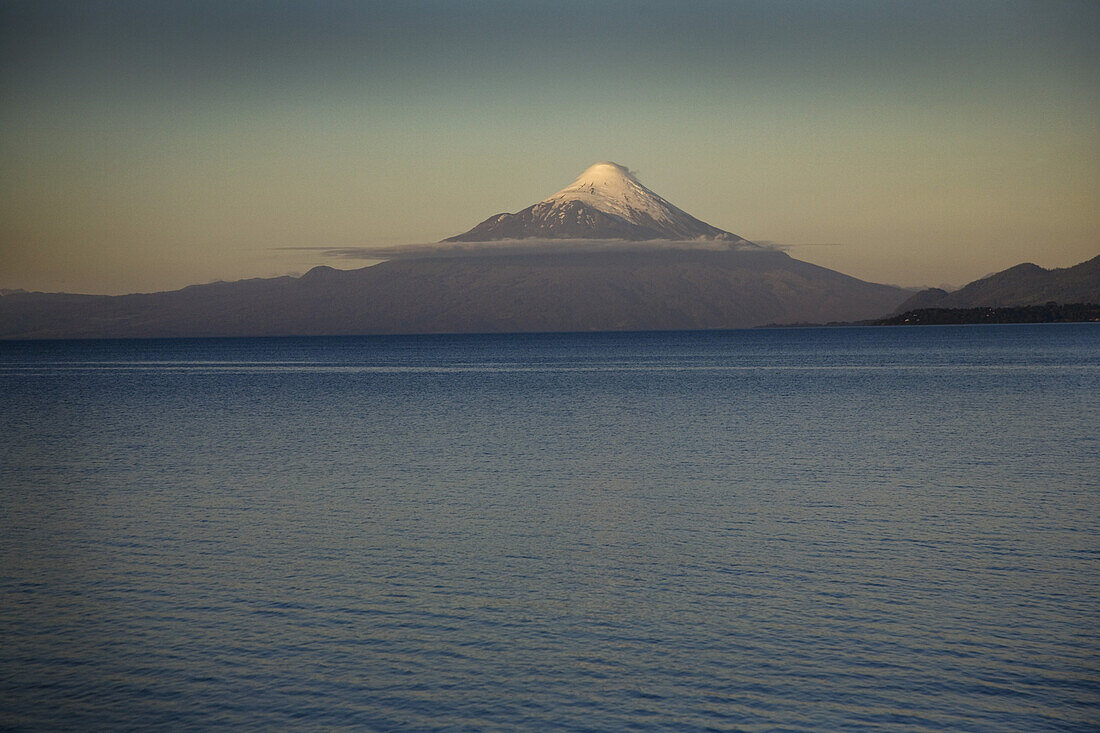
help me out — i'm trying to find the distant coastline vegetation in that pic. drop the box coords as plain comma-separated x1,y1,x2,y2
873,302,1100,326
763,302,1100,328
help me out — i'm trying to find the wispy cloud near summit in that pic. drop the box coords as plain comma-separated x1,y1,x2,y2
280,238,772,262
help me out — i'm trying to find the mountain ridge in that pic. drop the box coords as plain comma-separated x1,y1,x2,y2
896,254,1100,312
0,249,909,339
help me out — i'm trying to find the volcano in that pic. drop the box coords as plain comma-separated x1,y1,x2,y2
0,162,917,338
445,162,753,243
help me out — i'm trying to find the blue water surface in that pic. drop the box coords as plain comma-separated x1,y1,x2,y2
2,324,1098,731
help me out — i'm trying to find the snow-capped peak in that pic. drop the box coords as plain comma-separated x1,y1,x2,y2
444,161,750,243
542,162,681,228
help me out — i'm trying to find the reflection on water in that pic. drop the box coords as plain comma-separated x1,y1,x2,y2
2,325,1098,730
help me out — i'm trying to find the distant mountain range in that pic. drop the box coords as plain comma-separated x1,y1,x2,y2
1,162,1095,339
895,255,1100,312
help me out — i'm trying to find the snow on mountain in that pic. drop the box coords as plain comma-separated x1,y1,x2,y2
445,162,754,243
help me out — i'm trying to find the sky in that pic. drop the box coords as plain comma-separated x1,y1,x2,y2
1,0,1097,294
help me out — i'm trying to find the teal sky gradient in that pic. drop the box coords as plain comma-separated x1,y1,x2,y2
2,0,1098,293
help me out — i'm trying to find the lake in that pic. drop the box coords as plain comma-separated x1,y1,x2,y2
1,324,1098,730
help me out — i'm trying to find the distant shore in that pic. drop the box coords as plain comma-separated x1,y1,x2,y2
761,302,1100,328
872,302,1100,326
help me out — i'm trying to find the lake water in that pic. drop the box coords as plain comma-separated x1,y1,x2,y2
1,324,1098,731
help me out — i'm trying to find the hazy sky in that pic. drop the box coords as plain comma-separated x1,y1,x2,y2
1,0,1097,294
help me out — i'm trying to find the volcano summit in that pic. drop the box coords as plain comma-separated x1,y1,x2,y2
446,162,753,243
